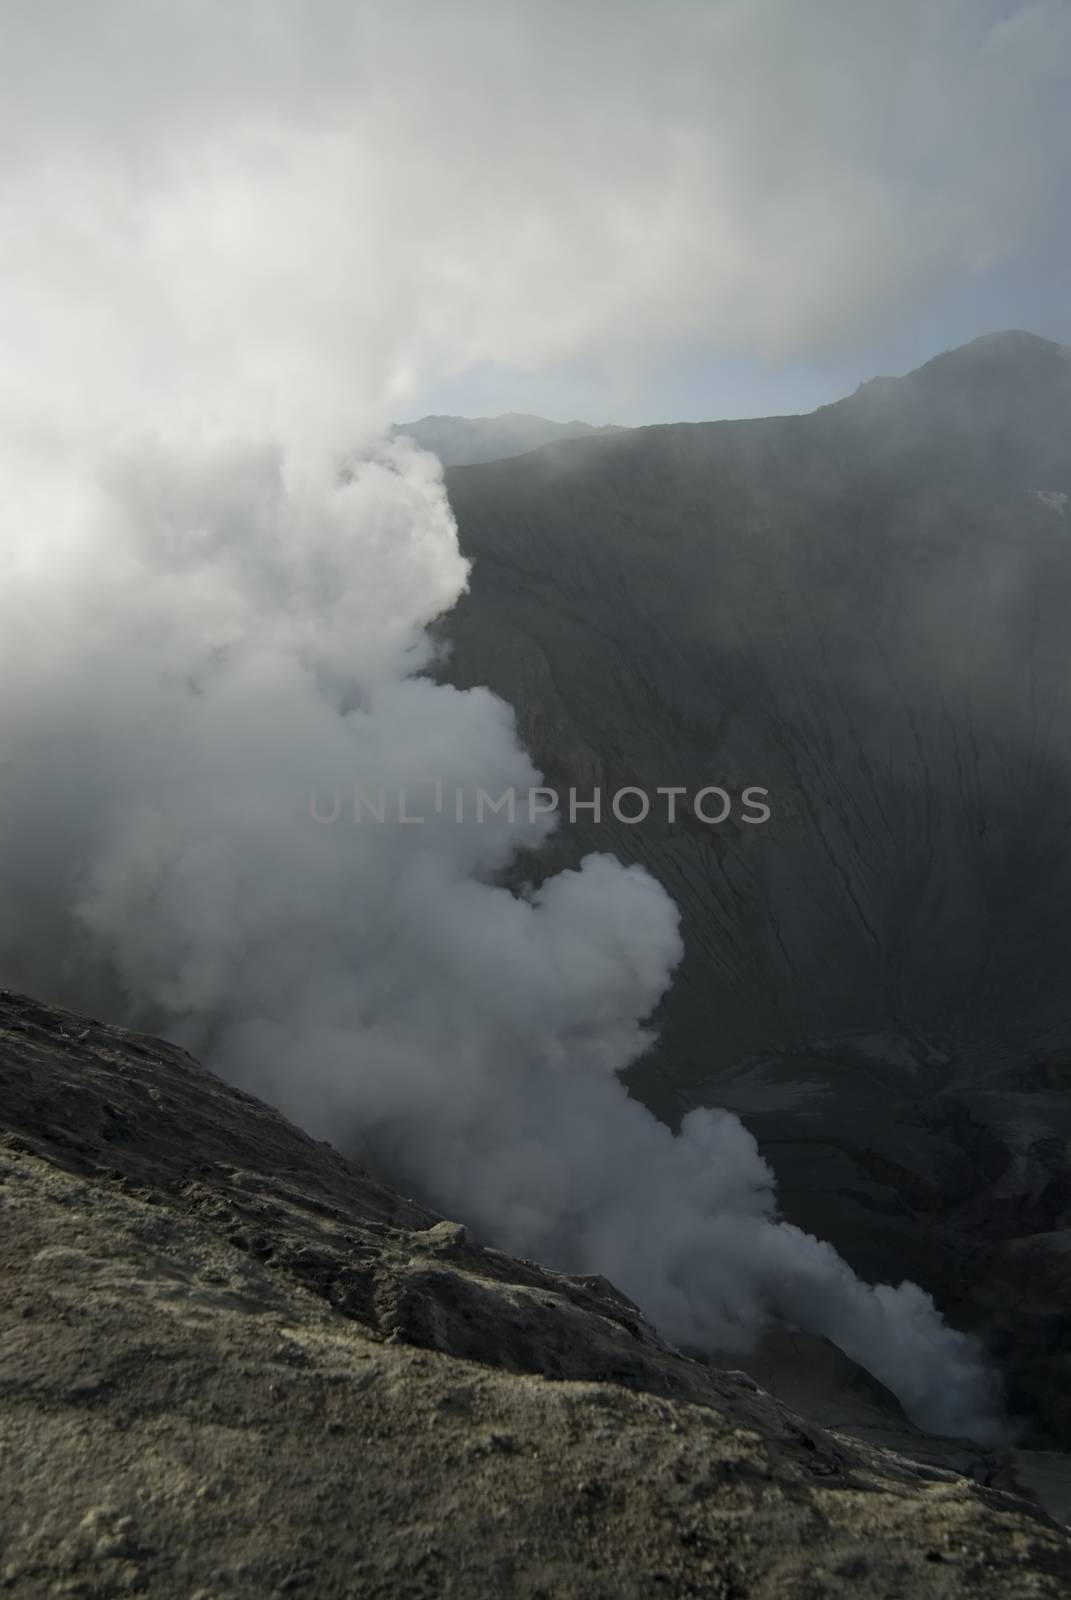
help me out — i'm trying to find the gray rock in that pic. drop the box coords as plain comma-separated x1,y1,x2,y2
3,988,1071,1597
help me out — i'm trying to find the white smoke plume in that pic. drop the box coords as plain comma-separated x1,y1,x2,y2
0,1,1027,1439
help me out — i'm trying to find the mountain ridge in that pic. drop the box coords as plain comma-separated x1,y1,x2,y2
389,412,624,467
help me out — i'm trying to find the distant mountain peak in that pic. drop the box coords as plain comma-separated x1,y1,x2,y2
389,412,622,467
839,329,1071,428
915,328,1069,379
953,328,1064,354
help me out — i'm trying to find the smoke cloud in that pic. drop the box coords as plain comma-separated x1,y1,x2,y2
0,0,1020,1439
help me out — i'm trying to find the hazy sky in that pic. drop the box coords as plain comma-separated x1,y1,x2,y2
412,255,1071,425
396,0,1071,425
3,0,1068,438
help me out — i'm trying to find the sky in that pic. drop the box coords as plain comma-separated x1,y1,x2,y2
410,255,1071,425
3,0,1069,442
375,0,1071,426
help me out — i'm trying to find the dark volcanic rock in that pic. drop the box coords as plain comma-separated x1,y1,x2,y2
436,332,1071,1444
3,989,1071,1597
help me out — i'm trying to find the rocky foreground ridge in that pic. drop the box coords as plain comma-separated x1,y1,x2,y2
2,990,1071,1597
